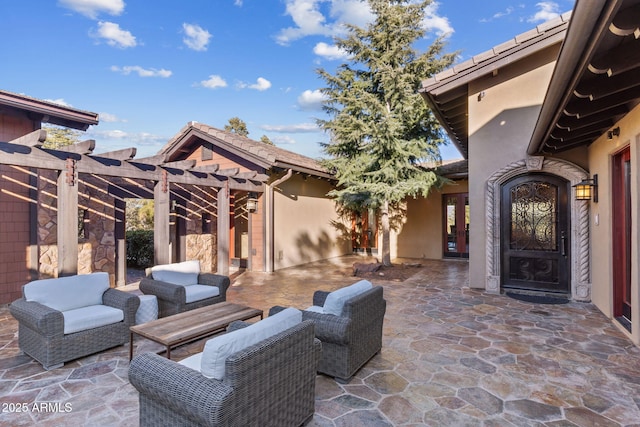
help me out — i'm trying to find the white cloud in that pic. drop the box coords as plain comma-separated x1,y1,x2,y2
58,0,125,19
297,89,327,111
44,98,72,107
275,0,336,45
110,65,172,78
182,23,212,51
272,135,298,145
313,42,349,60
199,75,228,89
98,112,125,123
93,21,137,48
423,2,453,37
234,0,243,5
261,123,319,133
238,77,272,91
87,129,166,146
528,2,560,23
276,0,452,45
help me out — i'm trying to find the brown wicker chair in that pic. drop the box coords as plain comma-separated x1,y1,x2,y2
139,261,230,318
271,284,386,383
129,320,321,427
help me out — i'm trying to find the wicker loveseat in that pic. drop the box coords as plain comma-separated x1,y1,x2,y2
9,272,139,370
139,260,230,318
129,308,321,427
272,280,386,382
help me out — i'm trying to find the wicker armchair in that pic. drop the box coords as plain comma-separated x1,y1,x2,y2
129,320,321,427
139,261,230,318
271,285,386,383
9,273,139,370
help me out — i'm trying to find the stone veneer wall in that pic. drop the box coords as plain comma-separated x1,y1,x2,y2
36,175,219,284
37,171,117,284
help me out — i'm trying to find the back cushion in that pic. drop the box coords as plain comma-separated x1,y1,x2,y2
201,307,302,380
151,260,200,286
323,280,373,316
24,272,110,312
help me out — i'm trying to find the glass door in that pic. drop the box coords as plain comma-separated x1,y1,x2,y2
443,193,469,258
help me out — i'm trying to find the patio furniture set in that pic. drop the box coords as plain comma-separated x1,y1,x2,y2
8,260,387,426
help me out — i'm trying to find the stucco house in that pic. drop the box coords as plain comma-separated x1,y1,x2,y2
0,90,352,305
421,0,640,345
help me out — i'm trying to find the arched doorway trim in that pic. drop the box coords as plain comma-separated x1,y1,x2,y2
485,156,591,301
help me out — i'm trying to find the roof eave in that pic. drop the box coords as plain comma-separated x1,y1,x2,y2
0,90,99,131
527,0,618,155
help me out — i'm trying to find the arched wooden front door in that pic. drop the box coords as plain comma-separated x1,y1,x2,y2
500,173,570,294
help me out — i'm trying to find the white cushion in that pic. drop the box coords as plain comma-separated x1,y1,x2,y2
323,280,373,316
178,353,202,372
24,272,110,312
184,284,220,303
151,260,200,286
305,305,324,313
62,304,124,334
200,307,302,380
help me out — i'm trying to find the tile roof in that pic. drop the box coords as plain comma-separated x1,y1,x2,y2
160,122,332,179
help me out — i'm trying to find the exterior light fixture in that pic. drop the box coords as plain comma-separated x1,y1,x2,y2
607,127,620,139
573,174,598,202
246,193,258,213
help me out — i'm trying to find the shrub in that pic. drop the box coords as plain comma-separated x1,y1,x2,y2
126,229,154,268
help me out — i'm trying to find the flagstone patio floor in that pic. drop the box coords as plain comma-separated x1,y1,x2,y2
1,256,640,426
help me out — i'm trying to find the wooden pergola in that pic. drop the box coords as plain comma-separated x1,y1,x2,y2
0,129,266,285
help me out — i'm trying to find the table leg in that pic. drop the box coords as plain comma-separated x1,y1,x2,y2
166,345,171,360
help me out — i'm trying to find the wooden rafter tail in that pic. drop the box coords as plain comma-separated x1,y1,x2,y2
235,171,257,179
163,159,197,170
191,164,220,173
57,139,96,154
129,154,167,166
94,147,137,160
8,129,47,147
216,167,240,177
251,173,270,182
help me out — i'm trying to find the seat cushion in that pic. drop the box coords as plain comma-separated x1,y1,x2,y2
305,305,324,313
178,353,202,371
200,307,302,379
23,272,110,312
151,260,200,286
62,304,124,334
184,284,220,303
323,280,373,316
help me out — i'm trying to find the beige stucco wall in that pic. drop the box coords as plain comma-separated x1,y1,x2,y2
587,104,640,344
273,175,351,270
392,179,469,259
467,44,560,289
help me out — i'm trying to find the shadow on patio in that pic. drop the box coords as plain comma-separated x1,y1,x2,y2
1,255,640,426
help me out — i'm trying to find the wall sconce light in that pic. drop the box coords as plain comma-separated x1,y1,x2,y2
573,174,598,202
607,127,620,139
246,192,258,213
477,91,485,102
170,199,177,212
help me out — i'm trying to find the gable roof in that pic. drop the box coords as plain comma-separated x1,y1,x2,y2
528,0,640,154
160,122,333,179
420,13,571,159
0,89,98,131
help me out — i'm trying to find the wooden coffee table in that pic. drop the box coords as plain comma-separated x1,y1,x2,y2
129,302,263,360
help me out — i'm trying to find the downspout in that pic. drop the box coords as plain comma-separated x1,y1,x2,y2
265,169,293,273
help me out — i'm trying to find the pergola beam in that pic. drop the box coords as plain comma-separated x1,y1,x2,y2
9,129,47,147
95,147,137,160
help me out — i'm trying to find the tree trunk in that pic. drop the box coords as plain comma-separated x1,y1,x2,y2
381,200,391,266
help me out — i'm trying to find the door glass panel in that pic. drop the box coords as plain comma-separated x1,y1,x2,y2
464,196,470,253
510,182,557,251
446,196,457,253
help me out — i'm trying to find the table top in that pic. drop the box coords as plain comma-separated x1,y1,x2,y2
130,302,263,346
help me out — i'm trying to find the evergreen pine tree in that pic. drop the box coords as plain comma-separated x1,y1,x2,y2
318,0,456,265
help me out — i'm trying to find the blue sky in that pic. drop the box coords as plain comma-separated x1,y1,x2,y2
1,0,574,161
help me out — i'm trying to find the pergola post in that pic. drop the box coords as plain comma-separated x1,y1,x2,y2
154,170,171,265
114,198,126,286
217,182,230,275
57,159,79,277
